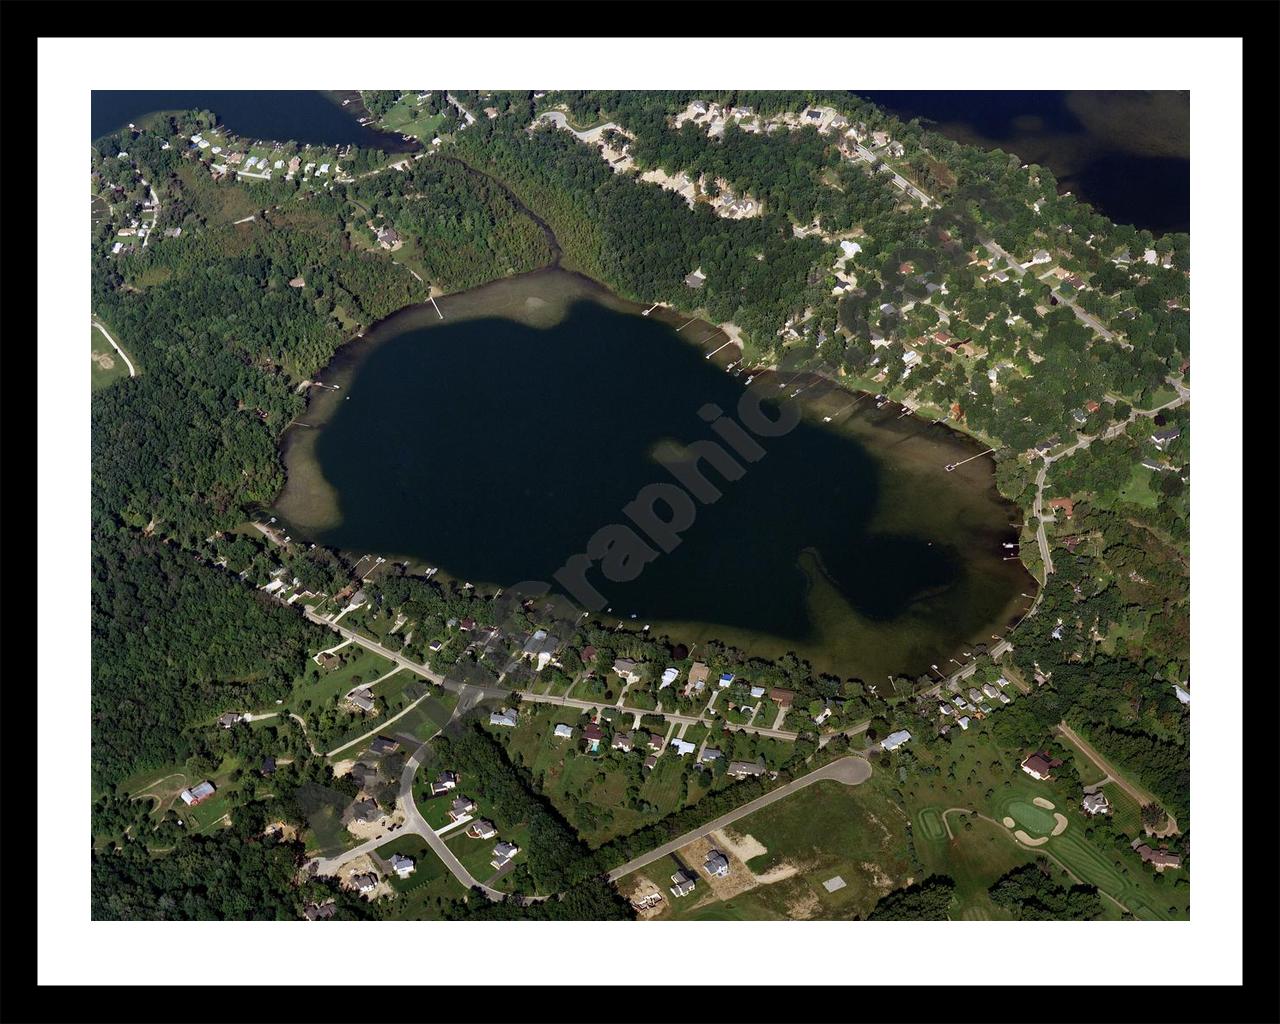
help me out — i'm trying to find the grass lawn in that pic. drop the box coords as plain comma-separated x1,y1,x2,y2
1101,782,1144,837
638,755,690,815
1116,463,1160,508
288,645,396,715
91,325,132,391
376,834,470,919
913,808,1035,920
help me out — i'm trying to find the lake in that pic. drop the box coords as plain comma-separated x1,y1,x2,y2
860,91,1189,235
274,270,1034,681
91,90,417,152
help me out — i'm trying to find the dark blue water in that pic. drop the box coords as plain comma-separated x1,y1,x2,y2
289,282,1031,678
860,91,1189,234
91,90,417,153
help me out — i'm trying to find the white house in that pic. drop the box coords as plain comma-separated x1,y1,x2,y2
389,854,416,878
881,730,911,752
669,738,695,757
660,667,679,689
489,708,519,728
553,723,574,740
718,672,735,688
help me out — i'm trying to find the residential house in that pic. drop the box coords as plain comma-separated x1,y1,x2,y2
553,723,574,740
670,870,697,897
431,770,459,795
448,796,478,821
670,738,695,757
613,658,642,685
704,851,730,877
389,854,416,879
521,629,560,669
749,686,766,699
303,901,336,921
684,269,707,290
956,716,971,730
612,731,635,752
350,799,382,824
1082,792,1111,816
1048,497,1075,519
489,707,519,728
217,712,246,729
813,706,833,726
718,672,736,688
660,667,680,689
1133,841,1182,869
687,662,710,691
179,781,216,806
582,723,605,752
375,225,400,249
483,106,500,119
967,688,985,704
769,688,795,709
351,873,379,895
881,730,912,752
369,736,400,756
1151,427,1181,450
347,689,376,714
1020,752,1060,781
726,759,767,779
466,819,498,840
316,651,340,671
646,733,665,753
698,746,721,765
643,754,659,771
260,756,277,777
982,683,1002,700
491,841,520,868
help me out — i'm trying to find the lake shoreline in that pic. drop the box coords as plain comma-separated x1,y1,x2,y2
270,266,1037,683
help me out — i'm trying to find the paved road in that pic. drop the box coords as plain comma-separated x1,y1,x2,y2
518,689,800,741
606,755,871,881
91,318,137,377
1056,723,1180,834
981,239,1123,345
532,110,622,145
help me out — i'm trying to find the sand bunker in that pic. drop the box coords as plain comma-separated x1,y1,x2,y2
1051,813,1069,836
1014,830,1049,847
1032,797,1056,810
1002,816,1016,828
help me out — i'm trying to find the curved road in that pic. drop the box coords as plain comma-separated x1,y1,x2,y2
606,755,871,882
91,318,137,377
309,710,505,901
533,110,622,145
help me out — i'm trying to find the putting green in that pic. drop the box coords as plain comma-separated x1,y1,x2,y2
1004,800,1057,837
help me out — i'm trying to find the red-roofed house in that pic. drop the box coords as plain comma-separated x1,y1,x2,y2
1048,497,1075,519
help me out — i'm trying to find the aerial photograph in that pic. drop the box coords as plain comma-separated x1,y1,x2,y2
89,86,1193,925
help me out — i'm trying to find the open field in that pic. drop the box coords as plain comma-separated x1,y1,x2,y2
623,774,913,920
91,326,131,390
